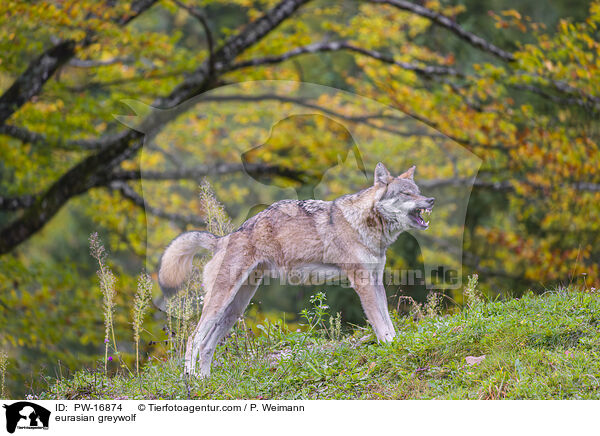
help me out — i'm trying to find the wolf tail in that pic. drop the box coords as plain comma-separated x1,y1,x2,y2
158,231,218,297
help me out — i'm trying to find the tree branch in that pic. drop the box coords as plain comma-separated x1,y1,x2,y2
0,195,36,211
228,40,462,77
64,69,189,93
68,57,133,68
118,0,161,25
0,124,127,150
195,92,471,145
420,177,600,193
0,130,144,253
0,162,290,213
0,0,312,253
0,40,76,125
173,0,215,76
111,162,304,183
109,181,206,227
510,81,600,111
420,177,514,191
160,0,311,108
369,0,515,62
230,39,596,112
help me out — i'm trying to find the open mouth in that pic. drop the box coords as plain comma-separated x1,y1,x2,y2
410,207,432,229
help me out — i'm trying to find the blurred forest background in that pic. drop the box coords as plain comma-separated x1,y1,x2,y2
0,0,599,397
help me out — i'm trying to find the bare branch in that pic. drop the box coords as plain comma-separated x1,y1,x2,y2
228,38,597,112
369,0,515,62
0,124,54,147
228,40,462,77
68,57,133,68
118,0,161,25
4,163,599,224
574,182,600,193
196,92,459,143
510,80,600,111
421,177,600,193
548,79,600,106
173,0,215,76
420,177,514,191
111,162,304,183
64,69,188,93
0,161,289,213
0,124,127,150
109,181,205,227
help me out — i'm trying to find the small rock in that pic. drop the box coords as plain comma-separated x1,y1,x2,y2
465,355,486,366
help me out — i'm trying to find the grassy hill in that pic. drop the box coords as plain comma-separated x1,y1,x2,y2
35,286,600,400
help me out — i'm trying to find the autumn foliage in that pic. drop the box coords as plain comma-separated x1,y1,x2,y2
0,0,599,396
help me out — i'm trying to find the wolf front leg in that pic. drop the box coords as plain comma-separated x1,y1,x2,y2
347,267,396,343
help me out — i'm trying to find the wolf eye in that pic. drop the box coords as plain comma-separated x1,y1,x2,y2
402,190,420,197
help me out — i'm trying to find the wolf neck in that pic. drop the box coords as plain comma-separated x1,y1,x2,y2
337,186,401,254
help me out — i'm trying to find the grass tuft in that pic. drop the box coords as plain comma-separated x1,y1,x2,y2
38,286,600,400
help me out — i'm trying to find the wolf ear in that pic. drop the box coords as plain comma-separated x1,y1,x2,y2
398,165,416,180
374,162,391,185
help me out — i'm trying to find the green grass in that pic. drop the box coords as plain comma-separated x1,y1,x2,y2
36,287,600,400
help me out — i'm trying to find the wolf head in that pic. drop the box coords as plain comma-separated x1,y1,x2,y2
373,162,434,234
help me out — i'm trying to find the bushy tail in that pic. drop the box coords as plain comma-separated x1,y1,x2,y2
158,231,217,297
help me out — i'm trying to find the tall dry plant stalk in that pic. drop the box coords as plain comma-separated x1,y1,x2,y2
89,232,119,374
464,274,483,308
132,271,153,374
0,350,8,399
425,291,443,317
199,178,233,237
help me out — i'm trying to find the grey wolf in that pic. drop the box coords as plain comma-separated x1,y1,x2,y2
158,162,434,377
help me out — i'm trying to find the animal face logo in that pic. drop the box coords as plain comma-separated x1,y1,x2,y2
241,114,367,201
115,80,481,290
3,402,50,434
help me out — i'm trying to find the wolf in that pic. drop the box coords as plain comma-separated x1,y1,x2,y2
158,162,434,377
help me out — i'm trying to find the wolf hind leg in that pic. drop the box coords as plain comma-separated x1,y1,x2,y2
185,266,263,377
